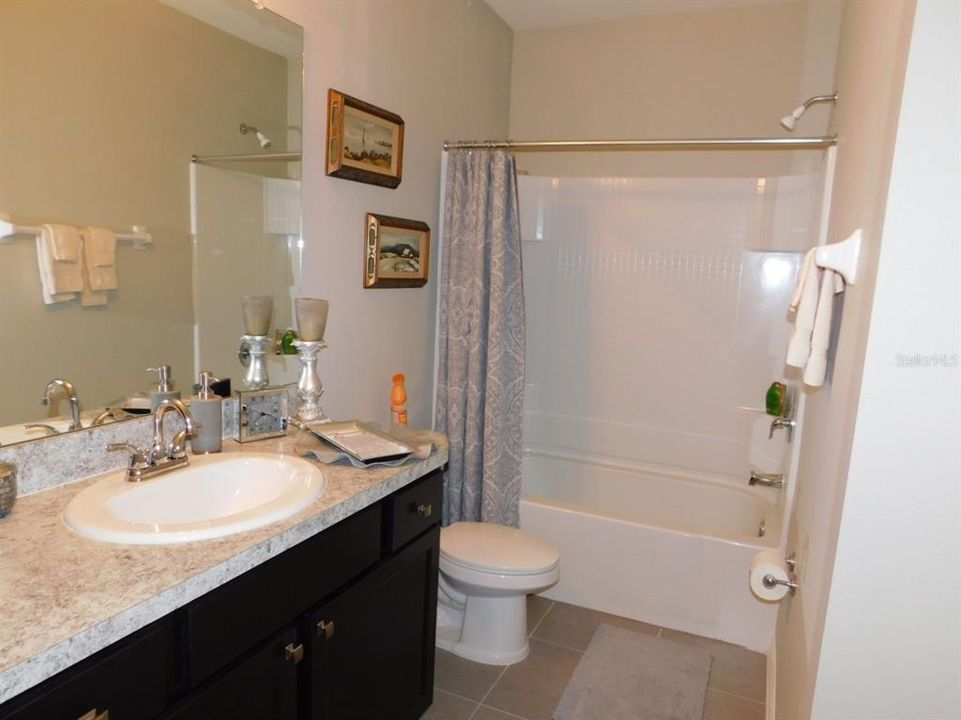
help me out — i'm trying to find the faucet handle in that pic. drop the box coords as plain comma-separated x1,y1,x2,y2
768,417,796,441
107,442,148,467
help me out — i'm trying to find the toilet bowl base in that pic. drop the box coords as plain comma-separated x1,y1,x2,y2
436,593,531,665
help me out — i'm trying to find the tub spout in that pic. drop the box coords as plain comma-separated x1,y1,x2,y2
749,471,785,488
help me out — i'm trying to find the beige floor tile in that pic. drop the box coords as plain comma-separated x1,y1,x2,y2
701,689,765,720
472,705,529,720
421,689,479,720
660,629,767,703
434,649,506,702
484,638,582,720
526,594,553,633
532,600,659,651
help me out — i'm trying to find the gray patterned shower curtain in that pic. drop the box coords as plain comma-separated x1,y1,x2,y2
436,149,525,527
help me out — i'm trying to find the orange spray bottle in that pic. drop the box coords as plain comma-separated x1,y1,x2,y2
390,373,408,427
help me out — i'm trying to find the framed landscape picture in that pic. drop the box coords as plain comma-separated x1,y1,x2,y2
326,89,404,188
363,213,430,288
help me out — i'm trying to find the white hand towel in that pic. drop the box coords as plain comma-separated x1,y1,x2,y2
804,269,845,387
36,225,83,304
786,248,818,368
79,227,118,291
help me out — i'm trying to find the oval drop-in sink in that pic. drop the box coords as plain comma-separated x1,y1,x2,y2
63,453,326,545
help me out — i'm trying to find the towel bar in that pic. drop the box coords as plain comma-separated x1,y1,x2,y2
815,228,861,285
0,215,152,249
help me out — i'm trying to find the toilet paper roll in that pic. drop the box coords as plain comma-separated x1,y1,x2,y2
750,550,791,602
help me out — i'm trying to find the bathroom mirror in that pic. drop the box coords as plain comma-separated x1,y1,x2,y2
0,0,303,445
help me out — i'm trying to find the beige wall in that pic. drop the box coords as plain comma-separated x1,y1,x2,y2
508,1,842,178
266,0,513,427
811,2,960,714
0,0,288,425
775,1,917,718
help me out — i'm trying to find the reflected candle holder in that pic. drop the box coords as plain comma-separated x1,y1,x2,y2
293,339,330,423
240,334,271,389
242,295,274,336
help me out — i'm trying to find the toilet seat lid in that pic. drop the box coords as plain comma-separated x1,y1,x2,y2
440,522,559,575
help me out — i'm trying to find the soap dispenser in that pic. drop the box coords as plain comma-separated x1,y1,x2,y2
147,365,181,411
191,370,223,454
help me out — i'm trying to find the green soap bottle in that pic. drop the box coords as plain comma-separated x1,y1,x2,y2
766,382,787,417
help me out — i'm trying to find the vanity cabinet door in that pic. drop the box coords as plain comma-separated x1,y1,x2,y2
0,618,177,720
160,625,300,720
305,525,439,720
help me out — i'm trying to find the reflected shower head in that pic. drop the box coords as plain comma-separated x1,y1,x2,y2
780,93,838,131
239,122,272,149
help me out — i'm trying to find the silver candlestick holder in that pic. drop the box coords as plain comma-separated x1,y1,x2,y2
239,334,271,389
293,339,330,423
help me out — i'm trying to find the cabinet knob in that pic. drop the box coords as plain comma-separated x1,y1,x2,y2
415,503,432,518
284,642,304,664
78,710,109,720
317,619,335,640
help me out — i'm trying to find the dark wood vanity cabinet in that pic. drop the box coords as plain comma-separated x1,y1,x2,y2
0,470,443,720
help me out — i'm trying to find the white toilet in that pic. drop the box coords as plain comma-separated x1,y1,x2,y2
436,521,560,665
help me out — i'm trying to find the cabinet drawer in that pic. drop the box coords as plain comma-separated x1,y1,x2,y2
185,503,381,687
0,617,177,720
386,470,443,551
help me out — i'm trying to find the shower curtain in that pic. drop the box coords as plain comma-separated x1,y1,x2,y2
436,150,525,526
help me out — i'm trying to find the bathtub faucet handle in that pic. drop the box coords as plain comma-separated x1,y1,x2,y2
768,417,796,441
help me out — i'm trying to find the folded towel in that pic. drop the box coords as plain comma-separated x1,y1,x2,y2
80,256,108,306
79,227,118,291
44,223,80,262
786,248,818,368
804,269,845,387
36,225,82,304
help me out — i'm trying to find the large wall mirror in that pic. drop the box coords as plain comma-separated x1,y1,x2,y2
0,0,303,446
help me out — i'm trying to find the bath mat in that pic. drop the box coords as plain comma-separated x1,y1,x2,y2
553,624,712,720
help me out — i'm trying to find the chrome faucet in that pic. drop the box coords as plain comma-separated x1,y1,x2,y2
108,398,195,482
749,470,786,488
41,378,82,431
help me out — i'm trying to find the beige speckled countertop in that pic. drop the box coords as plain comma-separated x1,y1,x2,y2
0,432,448,705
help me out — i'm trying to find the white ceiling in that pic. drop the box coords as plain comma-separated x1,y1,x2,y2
484,0,799,31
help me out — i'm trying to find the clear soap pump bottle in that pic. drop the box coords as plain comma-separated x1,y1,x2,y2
191,370,223,454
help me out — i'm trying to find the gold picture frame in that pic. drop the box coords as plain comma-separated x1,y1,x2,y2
364,214,430,288
326,89,404,188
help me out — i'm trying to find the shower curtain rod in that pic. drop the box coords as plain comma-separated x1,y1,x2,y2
442,136,837,151
191,151,301,163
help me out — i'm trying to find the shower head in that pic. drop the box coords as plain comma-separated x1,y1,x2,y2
239,122,272,149
780,93,838,131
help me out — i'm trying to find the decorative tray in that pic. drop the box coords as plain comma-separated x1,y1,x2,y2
304,420,413,464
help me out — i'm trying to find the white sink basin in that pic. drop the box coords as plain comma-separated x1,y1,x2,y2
63,453,326,545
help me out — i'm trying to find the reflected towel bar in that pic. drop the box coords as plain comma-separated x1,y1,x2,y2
0,216,152,249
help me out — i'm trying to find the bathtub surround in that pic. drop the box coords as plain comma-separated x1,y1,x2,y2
436,150,525,526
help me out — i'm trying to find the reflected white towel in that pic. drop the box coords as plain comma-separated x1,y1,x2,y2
36,224,82,304
804,269,845,387
46,222,80,262
80,227,118,291
786,248,818,367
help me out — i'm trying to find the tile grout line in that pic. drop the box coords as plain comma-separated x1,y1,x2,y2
527,635,585,655
471,664,511,719
527,598,555,637
707,686,766,706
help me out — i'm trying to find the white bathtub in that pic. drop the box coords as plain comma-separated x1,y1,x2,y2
519,448,780,651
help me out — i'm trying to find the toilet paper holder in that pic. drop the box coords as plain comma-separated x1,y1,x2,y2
763,553,799,596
